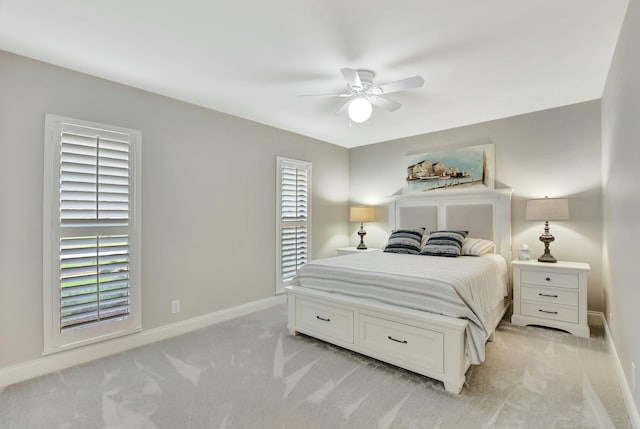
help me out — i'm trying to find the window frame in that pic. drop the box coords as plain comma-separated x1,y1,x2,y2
43,114,142,355
275,156,311,294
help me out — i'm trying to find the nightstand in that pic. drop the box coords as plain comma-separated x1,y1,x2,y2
336,247,380,256
511,260,590,338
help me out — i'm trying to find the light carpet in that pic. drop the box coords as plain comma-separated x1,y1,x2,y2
0,304,632,428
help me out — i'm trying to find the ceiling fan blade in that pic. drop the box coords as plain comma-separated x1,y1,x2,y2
373,76,424,95
335,100,351,115
340,68,362,90
299,93,352,97
369,96,402,112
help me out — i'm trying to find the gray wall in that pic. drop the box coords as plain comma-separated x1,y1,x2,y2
349,101,604,311
0,51,350,369
602,0,640,412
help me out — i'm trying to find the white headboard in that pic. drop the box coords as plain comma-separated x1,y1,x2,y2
389,188,513,261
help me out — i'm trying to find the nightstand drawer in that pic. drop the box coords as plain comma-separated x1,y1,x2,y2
296,298,354,343
521,285,578,306
521,302,578,323
358,314,444,373
520,269,578,289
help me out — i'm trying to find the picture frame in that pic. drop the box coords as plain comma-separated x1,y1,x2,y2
404,143,495,194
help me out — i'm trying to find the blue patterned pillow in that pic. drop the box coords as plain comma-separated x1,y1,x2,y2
420,230,468,257
383,228,425,254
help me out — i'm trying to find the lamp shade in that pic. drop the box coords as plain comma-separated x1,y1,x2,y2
526,198,569,221
350,206,374,222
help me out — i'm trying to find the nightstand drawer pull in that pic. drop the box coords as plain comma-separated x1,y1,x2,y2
387,336,408,344
538,309,558,315
545,277,551,281
538,293,558,298
316,315,331,322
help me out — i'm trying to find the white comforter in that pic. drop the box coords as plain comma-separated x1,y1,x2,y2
291,251,508,364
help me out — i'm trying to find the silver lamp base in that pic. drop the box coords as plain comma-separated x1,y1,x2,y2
537,222,557,263
357,223,367,250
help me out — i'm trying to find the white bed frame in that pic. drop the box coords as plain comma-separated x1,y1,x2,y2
286,188,512,394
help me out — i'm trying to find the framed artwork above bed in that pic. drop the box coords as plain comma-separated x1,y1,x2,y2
404,143,495,195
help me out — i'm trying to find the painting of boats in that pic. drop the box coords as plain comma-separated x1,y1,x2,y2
404,143,495,193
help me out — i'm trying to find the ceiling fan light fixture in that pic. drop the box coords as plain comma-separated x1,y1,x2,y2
348,97,373,123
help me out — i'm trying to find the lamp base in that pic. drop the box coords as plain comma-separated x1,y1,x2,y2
357,223,367,250
537,251,557,263
538,224,557,263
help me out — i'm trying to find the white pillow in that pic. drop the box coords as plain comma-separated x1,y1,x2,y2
461,238,495,256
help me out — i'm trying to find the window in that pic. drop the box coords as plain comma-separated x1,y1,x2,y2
43,115,142,354
276,157,311,294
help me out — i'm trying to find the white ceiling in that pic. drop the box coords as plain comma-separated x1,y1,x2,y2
0,0,629,148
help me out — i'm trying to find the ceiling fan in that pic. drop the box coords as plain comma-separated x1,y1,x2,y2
303,68,425,123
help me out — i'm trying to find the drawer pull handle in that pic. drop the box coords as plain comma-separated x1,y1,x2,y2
545,277,551,281
538,293,558,298
316,315,330,322
538,309,558,315
387,336,408,344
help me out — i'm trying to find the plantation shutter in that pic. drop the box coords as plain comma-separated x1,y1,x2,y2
280,225,308,283
59,234,130,331
58,123,132,332
276,157,311,292
280,165,308,220
44,114,141,354
60,123,130,227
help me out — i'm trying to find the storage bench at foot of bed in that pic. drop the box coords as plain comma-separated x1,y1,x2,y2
286,285,471,394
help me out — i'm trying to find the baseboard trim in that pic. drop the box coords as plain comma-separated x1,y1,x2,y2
589,310,640,428
0,294,286,389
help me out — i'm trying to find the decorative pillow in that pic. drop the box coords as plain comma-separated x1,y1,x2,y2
420,232,430,249
420,230,468,257
383,228,425,254
461,238,495,256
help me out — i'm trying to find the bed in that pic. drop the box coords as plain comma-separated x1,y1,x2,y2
285,189,512,394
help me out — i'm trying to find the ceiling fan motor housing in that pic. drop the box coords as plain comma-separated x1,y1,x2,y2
353,70,385,96
354,70,374,90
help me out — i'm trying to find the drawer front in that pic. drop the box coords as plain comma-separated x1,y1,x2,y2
358,314,444,373
521,285,578,306
521,301,578,323
297,298,354,343
520,269,578,289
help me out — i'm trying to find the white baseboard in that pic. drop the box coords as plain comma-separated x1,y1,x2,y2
0,294,286,389
589,310,640,429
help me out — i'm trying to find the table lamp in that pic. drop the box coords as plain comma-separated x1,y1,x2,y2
350,206,375,250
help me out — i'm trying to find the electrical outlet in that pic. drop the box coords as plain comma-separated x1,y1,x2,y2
171,300,181,314
633,362,637,393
